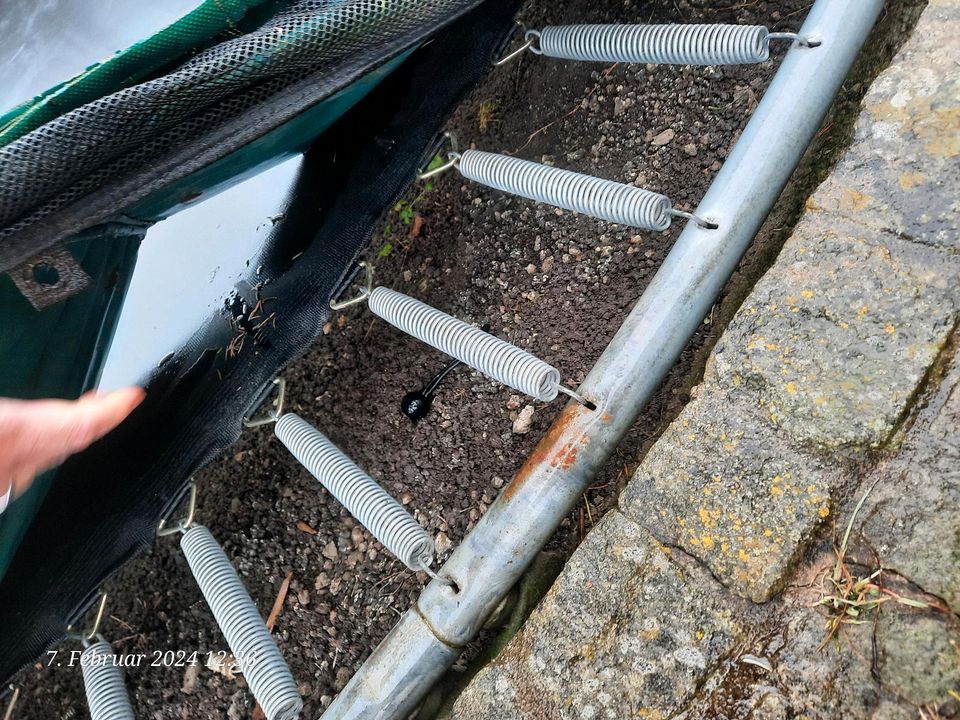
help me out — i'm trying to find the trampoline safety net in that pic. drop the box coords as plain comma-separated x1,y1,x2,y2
0,0,479,245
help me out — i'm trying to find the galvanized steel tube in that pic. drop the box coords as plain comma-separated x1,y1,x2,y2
325,0,884,716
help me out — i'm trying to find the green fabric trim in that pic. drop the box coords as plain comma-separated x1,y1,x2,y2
0,0,280,147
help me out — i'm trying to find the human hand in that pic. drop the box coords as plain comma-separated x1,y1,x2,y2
0,388,145,512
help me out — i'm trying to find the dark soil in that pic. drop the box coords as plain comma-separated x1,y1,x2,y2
9,0,844,717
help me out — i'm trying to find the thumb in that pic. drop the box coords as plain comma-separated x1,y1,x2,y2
59,388,147,457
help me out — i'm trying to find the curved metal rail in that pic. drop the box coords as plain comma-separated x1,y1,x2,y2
324,1,884,717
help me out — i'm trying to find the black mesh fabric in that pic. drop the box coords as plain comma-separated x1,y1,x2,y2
0,0,479,249
0,0,521,682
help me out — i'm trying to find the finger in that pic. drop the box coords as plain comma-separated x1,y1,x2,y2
0,388,145,499
60,387,146,457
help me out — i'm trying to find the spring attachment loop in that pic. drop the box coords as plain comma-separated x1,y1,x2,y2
80,640,136,720
274,414,440,577
456,150,714,231
522,24,819,66
243,377,287,428
417,132,461,181
179,525,303,720
493,21,538,67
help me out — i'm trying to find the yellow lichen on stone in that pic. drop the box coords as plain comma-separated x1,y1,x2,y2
898,171,925,190
637,626,661,641
786,382,797,396
916,106,960,158
839,188,873,212
698,507,713,528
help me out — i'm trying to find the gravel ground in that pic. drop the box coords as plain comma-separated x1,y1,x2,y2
9,0,822,717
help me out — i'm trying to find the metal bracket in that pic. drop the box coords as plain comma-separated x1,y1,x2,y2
157,480,198,536
416,133,460,181
329,262,374,310
65,591,107,645
7,245,91,311
242,377,287,428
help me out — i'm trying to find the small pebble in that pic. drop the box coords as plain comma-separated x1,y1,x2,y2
651,128,675,146
512,405,536,434
435,531,452,555
181,664,200,694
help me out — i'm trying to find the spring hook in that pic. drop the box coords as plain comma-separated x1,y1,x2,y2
455,150,715,231
67,594,135,720
66,591,109,643
417,132,460,181
159,493,302,720
157,480,198,536
503,24,819,66
243,377,287,428
493,21,538,67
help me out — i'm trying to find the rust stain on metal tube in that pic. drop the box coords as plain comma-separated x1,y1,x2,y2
502,402,591,502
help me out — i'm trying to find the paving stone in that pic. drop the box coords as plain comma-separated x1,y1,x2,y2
808,0,960,252
621,390,841,603
754,579,960,718
703,0,960,453
685,348,960,718
708,216,959,451
452,511,745,720
856,351,960,610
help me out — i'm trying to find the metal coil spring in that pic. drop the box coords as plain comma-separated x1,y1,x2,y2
534,24,780,65
81,641,135,720
457,150,672,232
368,286,564,401
275,413,434,571
180,525,302,720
